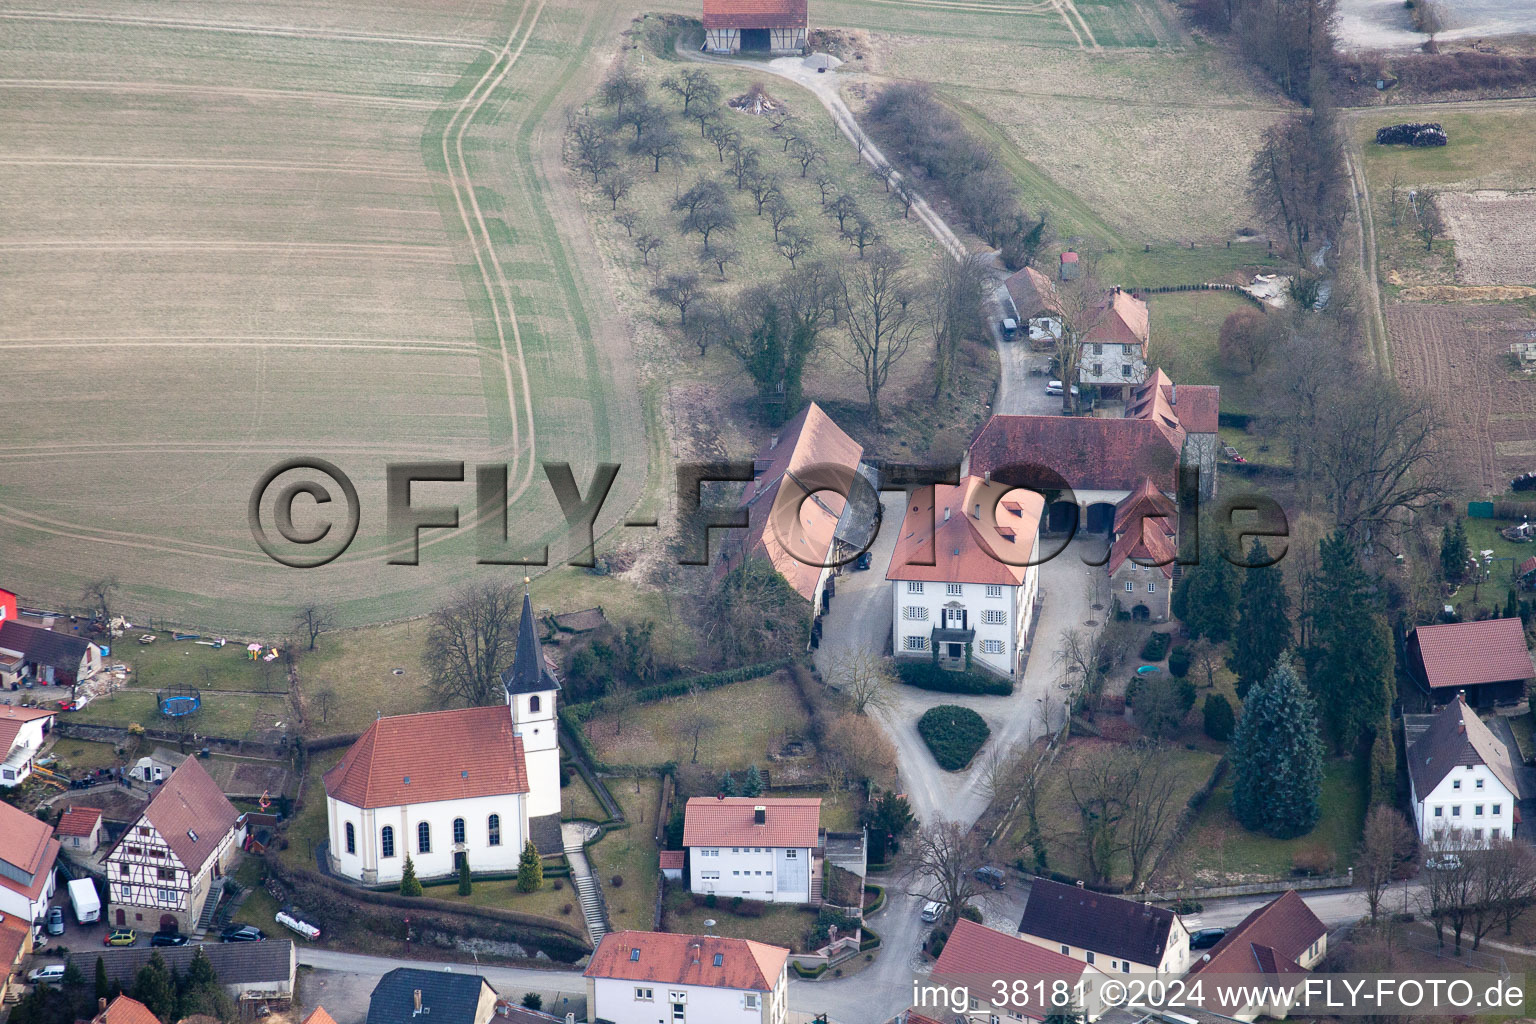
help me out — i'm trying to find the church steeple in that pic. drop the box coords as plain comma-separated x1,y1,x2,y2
502,586,561,696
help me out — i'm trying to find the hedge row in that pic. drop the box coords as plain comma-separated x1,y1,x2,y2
894,660,1012,696
627,660,793,705
916,705,991,771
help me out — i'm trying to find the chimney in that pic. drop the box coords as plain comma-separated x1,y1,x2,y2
690,942,702,965
99,998,108,1013
754,805,766,825
984,470,991,483
414,989,423,1014
1170,383,1177,404
1076,880,1085,888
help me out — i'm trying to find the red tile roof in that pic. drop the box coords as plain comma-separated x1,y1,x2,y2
968,415,1183,496
0,797,56,875
683,797,820,849
585,930,788,992
900,1013,949,1024
1412,618,1534,690
325,705,529,809
0,914,28,969
1185,890,1326,1013
720,402,864,603
140,757,240,875
1083,289,1149,349
701,0,808,30
0,704,56,755
934,919,1093,1020
659,850,686,870
1165,383,1220,434
886,477,1042,586
55,805,104,837
1108,478,1177,578
97,995,160,1024
1004,266,1062,321
301,1009,339,1024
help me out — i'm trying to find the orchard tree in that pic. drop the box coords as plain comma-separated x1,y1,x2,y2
1231,660,1323,838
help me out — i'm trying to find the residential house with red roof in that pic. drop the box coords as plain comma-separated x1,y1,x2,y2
1183,890,1326,1021
701,0,807,54
324,592,564,884
0,618,100,692
1018,877,1191,976
0,704,56,788
683,797,822,904
585,930,789,1024
1078,288,1151,401
55,804,105,854
932,918,1108,1022
105,756,242,934
1002,266,1064,350
0,797,59,925
886,476,1044,676
1406,693,1525,846
89,994,161,1024
715,402,870,620
1406,618,1534,708
0,913,33,1005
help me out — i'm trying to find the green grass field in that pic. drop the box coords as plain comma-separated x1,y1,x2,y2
71,687,289,741
119,632,290,693
585,777,663,934
586,673,809,770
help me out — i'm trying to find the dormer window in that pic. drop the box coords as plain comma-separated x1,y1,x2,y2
630,948,641,961
713,953,724,966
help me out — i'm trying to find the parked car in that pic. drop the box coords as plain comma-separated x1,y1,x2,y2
151,931,190,947
974,866,1007,890
104,929,137,946
220,924,265,943
27,964,67,984
920,900,942,923
1044,380,1080,397
1189,927,1226,950
46,906,64,935
853,550,873,571
1425,854,1462,871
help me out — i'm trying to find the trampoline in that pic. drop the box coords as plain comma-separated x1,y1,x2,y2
157,684,202,717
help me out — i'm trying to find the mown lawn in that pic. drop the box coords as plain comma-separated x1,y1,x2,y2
48,738,121,773
1183,756,1367,881
661,886,819,951
563,771,611,823
70,686,287,742
586,672,808,770
118,631,290,693
419,875,576,922
586,777,663,934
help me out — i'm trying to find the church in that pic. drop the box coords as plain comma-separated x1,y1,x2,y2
322,593,563,884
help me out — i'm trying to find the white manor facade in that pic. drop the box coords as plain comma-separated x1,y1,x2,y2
1408,695,1522,848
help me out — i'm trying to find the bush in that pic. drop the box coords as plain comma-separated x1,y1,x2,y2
1291,845,1337,877
1168,647,1191,678
610,875,623,888
561,904,573,915
1218,308,1266,374
894,660,1012,696
553,879,563,891
916,705,991,771
1140,632,1172,661
522,994,543,1011
1203,693,1235,741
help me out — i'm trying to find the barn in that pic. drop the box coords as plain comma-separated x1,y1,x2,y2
702,0,808,54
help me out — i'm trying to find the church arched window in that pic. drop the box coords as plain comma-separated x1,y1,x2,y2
487,814,501,847
529,695,541,714
453,818,466,845
418,821,431,854
345,822,356,855
380,826,395,858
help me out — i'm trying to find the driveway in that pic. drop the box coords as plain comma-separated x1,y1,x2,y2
817,524,1100,829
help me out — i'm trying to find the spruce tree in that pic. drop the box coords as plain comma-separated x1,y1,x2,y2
1308,532,1392,752
400,855,423,897
742,764,764,797
1231,660,1323,839
1178,533,1238,642
95,956,110,1002
458,855,473,896
1505,588,1519,620
516,840,543,893
133,952,176,1022
719,771,737,796
1229,539,1291,700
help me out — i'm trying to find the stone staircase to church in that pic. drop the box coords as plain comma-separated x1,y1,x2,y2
562,822,608,945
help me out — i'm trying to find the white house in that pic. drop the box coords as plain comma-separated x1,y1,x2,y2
584,930,790,1024
887,476,1043,678
683,797,820,904
324,592,563,884
1078,288,1151,401
0,706,56,788
933,918,1109,1023
1018,878,1190,976
0,798,59,924
1183,890,1327,1021
1407,694,1523,846
105,757,243,934
55,805,105,854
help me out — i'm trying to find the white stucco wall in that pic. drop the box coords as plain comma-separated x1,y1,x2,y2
590,970,786,1024
687,845,813,903
327,792,527,884
1412,763,1516,846
511,688,562,819
889,572,1037,677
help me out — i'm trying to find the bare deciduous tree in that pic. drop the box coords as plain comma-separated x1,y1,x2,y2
312,687,338,726
776,226,813,269
834,246,924,426
652,270,703,326
82,578,119,623
765,194,796,242
634,229,664,267
661,68,718,114
903,820,985,926
824,713,898,789
293,604,335,651
614,208,638,237
792,137,823,178
928,253,990,400
699,243,739,280
599,168,634,210
600,65,646,116
827,651,893,714
565,110,614,183
1358,805,1415,924
423,582,523,707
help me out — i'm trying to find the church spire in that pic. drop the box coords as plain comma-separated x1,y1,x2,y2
502,586,560,695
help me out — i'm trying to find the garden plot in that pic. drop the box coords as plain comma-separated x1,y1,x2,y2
1437,191,1536,286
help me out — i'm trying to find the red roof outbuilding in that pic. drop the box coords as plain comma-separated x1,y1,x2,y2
1410,618,1534,691
701,0,808,29
55,805,103,838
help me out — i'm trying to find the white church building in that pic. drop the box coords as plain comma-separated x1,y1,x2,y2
323,592,563,884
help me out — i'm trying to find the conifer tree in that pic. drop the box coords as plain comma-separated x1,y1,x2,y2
95,957,110,1003
742,764,764,797
1231,660,1323,838
1308,532,1392,752
1203,692,1235,741
458,855,473,896
1229,539,1291,700
400,855,423,897
1368,719,1397,806
1441,519,1469,585
132,952,176,1022
517,840,543,893
1177,533,1238,642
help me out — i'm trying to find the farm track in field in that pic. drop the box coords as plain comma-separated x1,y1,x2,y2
0,9,496,51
